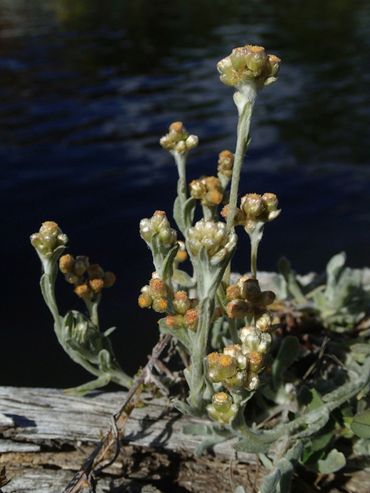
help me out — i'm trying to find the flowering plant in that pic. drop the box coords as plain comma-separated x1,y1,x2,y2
31,45,370,493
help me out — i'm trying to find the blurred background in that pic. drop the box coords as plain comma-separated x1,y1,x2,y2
0,0,369,387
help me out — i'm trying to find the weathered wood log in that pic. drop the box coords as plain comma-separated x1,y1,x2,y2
0,387,260,492
0,387,369,493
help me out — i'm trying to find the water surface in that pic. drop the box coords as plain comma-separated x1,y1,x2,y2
0,0,369,386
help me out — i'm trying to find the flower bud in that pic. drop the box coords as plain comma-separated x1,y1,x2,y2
238,276,261,301
138,292,152,309
173,291,190,314
240,193,266,220
218,354,238,379
207,392,237,424
184,308,198,331
223,344,247,369
212,392,232,413
87,264,105,280
149,278,168,298
186,135,199,150
89,278,104,294
240,326,260,353
245,374,259,391
165,314,184,329
259,290,276,306
74,283,92,300
175,241,188,263
59,254,75,274
262,193,278,213
217,45,281,90
226,299,250,319
30,221,68,257
217,150,234,178
73,256,89,277
64,273,81,285
190,177,223,207
248,351,264,372
152,297,168,313
140,211,177,248
189,179,207,200
103,271,116,288
226,284,241,301
256,312,272,332
169,121,185,133
257,332,272,353
188,219,236,264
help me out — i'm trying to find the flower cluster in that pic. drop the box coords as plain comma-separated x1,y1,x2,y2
222,193,280,234
207,323,272,392
164,291,199,331
217,45,281,89
138,277,169,313
30,221,68,258
226,275,275,319
187,219,237,265
189,176,224,207
217,150,234,179
160,121,199,155
59,254,116,300
140,210,177,248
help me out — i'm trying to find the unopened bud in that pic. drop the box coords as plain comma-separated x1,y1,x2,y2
184,308,198,331
138,292,152,309
212,392,232,413
103,271,116,288
74,283,92,299
186,135,199,149
89,278,104,294
59,254,75,274
248,351,264,372
173,291,190,314
149,278,168,298
226,299,250,319
87,264,105,280
262,193,278,212
256,312,272,332
152,297,168,313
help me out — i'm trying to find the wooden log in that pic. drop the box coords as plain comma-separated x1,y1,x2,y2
0,387,368,493
0,387,260,492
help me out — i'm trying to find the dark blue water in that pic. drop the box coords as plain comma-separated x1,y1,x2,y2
1,0,369,386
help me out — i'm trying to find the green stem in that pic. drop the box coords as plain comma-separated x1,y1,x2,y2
250,231,261,279
226,97,253,233
188,296,214,413
85,298,100,328
174,152,187,205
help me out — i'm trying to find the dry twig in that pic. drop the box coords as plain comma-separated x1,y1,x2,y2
63,333,172,493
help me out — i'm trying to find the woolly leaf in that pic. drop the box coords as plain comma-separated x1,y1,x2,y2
318,449,346,474
351,409,370,439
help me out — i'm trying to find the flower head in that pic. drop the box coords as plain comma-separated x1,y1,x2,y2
140,210,177,248
187,219,237,265
160,121,199,154
189,176,224,207
217,45,281,90
30,221,68,258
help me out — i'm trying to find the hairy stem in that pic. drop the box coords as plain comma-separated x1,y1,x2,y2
188,296,214,412
226,98,253,233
